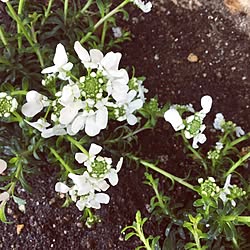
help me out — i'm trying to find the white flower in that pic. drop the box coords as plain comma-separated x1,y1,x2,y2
41,43,73,80
0,191,9,202
164,108,185,131
68,172,109,195
133,0,152,13
0,0,9,3
76,192,110,211
105,157,123,186
25,118,51,132
213,113,225,131
215,142,223,151
115,90,143,125
235,126,245,137
112,27,122,38
0,159,7,174
21,90,49,117
0,92,18,118
74,41,103,69
219,174,236,207
75,143,102,164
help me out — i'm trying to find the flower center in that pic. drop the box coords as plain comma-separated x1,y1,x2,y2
90,157,109,178
80,72,107,100
186,116,202,135
0,94,16,117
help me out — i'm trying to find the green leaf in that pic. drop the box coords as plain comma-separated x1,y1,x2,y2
96,0,105,17
13,195,26,206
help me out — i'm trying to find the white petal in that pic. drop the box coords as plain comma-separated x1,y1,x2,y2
55,182,70,193
76,200,86,211
101,52,121,71
95,193,110,204
26,90,42,102
116,157,123,172
41,65,58,74
164,109,184,131
74,41,90,63
96,180,110,191
89,49,103,64
0,191,9,202
127,114,137,125
96,107,108,129
108,169,119,186
89,143,102,156
62,62,73,71
75,153,88,164
235,126,245,137
53,43,68,66
0,159,7,174
71,114,86,134
200,95,212,114
25,119,50,132
192,133,206,148
129,99,143,113
85,116,100,136
21,101,43,117
59,106,78,125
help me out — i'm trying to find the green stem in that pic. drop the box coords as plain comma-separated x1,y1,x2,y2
49,147,74,173
11,90,27,96
64,0,69,25
75,0,93,19
65,135,89,156
229,132,250,148
17,0,25,49
129,155,197,192
12,111,23,123
181,131,208,172
0,26,7,46
6,1,44,67
222,215,250,224
43,0,54,25
80,0,131,44
224,151,250,177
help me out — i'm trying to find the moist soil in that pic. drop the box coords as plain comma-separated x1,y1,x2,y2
0,0,250,249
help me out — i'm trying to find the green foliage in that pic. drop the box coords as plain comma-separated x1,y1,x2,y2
122,211,161,250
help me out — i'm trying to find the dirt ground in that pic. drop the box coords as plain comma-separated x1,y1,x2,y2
0,0,250,249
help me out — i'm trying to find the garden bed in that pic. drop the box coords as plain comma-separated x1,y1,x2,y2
0,0,250,249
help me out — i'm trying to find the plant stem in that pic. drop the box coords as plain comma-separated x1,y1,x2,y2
224,151,250,177
181,131,208,172
49,147,74,173
43,0,54,25
64,0,69,25
0,26,10,54
80,0,131,44
229,132,250,148
17,0,25,49
65,135,89,156
6,1,44,67
75,0,93,19
129,155,197,192
11,90,27,96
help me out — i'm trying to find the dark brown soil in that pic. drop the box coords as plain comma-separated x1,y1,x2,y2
0,0,250,249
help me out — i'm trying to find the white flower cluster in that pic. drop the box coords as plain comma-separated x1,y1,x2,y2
164,95,213,148
55,143,123,211
22,42,146,138
198,175,246,207
0,92,18,118
0,159,9,202
213,113,245,138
